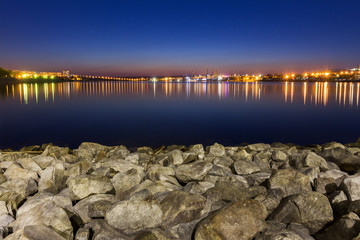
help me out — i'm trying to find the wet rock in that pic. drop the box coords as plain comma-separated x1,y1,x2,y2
105,199,163,234
268,192,333,234
161,191,206,227
175,161,212,183
66,175,114,200
233,160,261,175
195,200,267,240
268,168,311,197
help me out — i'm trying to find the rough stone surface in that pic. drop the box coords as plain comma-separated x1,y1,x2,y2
195,200,267,240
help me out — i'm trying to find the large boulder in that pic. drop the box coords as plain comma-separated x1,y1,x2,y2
1,178,37,197
194,200,267,240
4,164,38,181
10,200,73,240
66,175,114,200
38,162,66,194
5,225,67,240
175,161,212,183
268,192,333,234
161,191,206,227
233,160,261,175
340,174,360,201
315,212,360,240
267,168,311,197
105,199,163,234
74,194,116,223
321,147,360,172
111,168,144,199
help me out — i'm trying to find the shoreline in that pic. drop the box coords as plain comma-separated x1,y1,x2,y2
0,140,360,239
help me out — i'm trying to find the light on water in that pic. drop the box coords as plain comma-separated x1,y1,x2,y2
1,81,360,149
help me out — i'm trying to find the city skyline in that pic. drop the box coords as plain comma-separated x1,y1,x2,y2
1,0,360,76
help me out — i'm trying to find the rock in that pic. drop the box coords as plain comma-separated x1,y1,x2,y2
105,199,163,234
0,214,14,227
328,190,348,205
10,200,73,240
232,149,253,162
315,212,360,240
59,154,78,164
255,188,285,216
128,180,180,200
168,150,184,166
64,160,92,177
299,167,319,186
213,156,234,168
42,145,70,159
125,153,140,165
94,159,144,175
106,145,130,159
16,158,42,174
146,166,175,181
135,229,175,240
233,160,261,175
188,144,205,155
85,219,129,240
38,163,65,194
195,200,267,240
322,142,346,150
268,192,333,234
4,164,38,181
268,168,311,197
112,168,144,199
6,225,67,240
77,142,109,157
32,156,56,169
74,194,116,223
175,161,212,183
255,222,315,240
75,227,90,240
272,150,288,162
303,152,329,171
66,175,114,200
314,177,337,194
341,175,360,202
247,143,271,152
161,191,206,227
183,181,215,194
0,187,25,214
208,143,226,156
1,178,37,197
321,148,360,172
245,172,271,186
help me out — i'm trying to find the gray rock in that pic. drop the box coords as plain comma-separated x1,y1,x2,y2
6,225,67,240
315,212,360,240
1,178,37,197
247,143,271,152
175,161,212,183
105,199,163,234
321,147,360,172
66,175,114,200
233,160,261,175
195,200,267,240
208,143,226,156
268,192,333,234
74,194,116,223
38,163,65,194
10,200,73,240
340,174,360,201
112,168,144,199
161,191,206,227
268,168,312,197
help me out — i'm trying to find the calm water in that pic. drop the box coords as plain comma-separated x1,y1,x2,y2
1,81,360,149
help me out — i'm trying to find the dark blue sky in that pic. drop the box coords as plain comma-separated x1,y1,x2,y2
1,0,360,76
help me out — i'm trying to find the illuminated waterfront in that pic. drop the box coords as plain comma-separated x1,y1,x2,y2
1,81,360,149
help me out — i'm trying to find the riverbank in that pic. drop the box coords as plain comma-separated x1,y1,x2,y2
0,140,360,239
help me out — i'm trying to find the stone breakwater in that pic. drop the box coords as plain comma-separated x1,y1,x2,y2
0,141,360,239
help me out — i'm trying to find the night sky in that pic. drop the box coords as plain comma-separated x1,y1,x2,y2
1,0,360,76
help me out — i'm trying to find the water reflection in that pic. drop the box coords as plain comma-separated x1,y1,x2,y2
0,81,360,108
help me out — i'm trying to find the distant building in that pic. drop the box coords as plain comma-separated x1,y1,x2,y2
62,70,70,77
349,65,360,71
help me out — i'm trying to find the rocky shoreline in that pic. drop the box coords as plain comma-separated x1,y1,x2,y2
0,140,360,239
